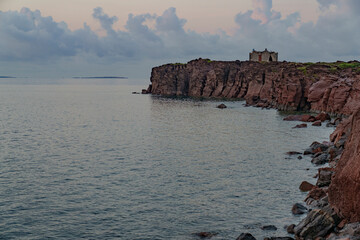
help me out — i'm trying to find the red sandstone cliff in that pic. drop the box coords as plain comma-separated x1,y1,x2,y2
150,59,360,115
328,108,360,222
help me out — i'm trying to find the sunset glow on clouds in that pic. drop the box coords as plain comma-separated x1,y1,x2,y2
0,0,359,79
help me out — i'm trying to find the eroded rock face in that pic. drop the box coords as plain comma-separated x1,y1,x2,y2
329,108,360,222
149,59,360,115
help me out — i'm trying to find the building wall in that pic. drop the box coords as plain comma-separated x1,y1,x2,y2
249,51,278,62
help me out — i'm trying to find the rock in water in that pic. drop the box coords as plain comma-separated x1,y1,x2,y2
299,181,315,192
312,120,322,126
193,232,218,238
261,225,277,231
293,123,307,128
292,203,307,215
216,103,227,109
236,233,256,240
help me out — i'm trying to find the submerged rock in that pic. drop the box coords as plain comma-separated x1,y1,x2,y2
236,232,256,240
193,232,218,238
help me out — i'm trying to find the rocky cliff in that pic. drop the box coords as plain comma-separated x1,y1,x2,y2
328,108,360,222
149,59,360,115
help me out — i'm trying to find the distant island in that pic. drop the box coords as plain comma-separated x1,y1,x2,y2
72,76,127,79
0,76,15,78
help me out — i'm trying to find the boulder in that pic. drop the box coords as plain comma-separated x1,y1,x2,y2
216,103,227,109
284,115,315,122
299,181,315,192
312,120,322,126
306,187,327,201
236,233,256,240
315,113,331,122
293,123,307,128
316,168,335,187
292,203,308,215
264,238,294,240
294,205,341,239
286,151,302,155
311,153,329,165
286,224,296,234
193,232,218,238
261,225,278,231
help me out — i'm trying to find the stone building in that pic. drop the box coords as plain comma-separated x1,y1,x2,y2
249,49,278,62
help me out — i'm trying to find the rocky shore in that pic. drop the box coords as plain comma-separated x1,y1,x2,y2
147,59,360,239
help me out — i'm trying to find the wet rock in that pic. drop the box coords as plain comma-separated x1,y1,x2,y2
293,123,307,128
216,103,227,109
261,225,278,231
132,91,140,94
141,89,149,94
294,205,341,239
264,238,294,240
298,156,303,160
311,153,329,165
236,232,256,240
286,224,296,234
286,151,302,155
306,187,327,201
312,120,322,126
306,195,329,210
304,148,314,155
284,115,315,122
335,138,346,148
328,146,343,162
193,232,218,238
292,203,308,215
316,168,335,187
315,113,331,122
337,222,360,237
299,181,315,192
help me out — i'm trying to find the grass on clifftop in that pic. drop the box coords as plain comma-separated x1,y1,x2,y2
298,61,360,73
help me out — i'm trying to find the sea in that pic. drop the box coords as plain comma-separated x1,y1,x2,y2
0,78,334,239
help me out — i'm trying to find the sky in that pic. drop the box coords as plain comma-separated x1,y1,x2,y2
0,0,359,82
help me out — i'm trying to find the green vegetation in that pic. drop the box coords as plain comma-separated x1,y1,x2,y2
297,61,360,74
297,66,307,75
171,62,186,66
336,62,360,69
204,58,213,63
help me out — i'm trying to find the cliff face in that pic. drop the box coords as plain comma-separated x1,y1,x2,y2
150,59,360,115
328,108,360,222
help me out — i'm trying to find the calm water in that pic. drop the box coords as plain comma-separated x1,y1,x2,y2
0,79,334,239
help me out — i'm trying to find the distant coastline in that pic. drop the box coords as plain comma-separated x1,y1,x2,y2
0,76,15,78
72,76,128,79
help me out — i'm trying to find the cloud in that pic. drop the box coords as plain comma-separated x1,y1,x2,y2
0,0,359,78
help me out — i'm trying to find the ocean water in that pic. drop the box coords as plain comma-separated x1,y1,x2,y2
0,78,334,239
